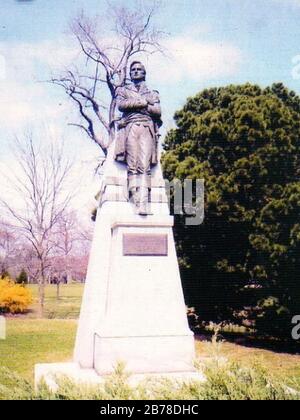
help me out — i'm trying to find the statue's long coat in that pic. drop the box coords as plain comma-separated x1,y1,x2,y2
114,82,162,166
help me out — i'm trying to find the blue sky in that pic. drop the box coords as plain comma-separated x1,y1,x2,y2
2,0,300,125
2,0,300,84
1,0,300,214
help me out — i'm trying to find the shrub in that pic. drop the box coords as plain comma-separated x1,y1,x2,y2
198,361,294,400
16,269,28,285
0,278,33,314
0,361,299,400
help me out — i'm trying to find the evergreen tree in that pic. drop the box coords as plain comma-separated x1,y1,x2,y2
162,83,300,339
16,269,28,285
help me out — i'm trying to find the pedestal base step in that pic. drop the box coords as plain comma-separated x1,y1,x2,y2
35,362,205,392
94,334,196,375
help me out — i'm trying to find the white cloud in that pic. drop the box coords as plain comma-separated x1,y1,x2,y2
0,78,75,136
28,40,79,69
0,38,79,78
0,54,6,81
0,36,79,132
145,35,242,84
0,32,242,133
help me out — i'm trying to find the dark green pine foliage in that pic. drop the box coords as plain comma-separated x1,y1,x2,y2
162,83,300,339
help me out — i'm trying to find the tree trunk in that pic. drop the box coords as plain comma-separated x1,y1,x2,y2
38,260,46,318
38,280,45,318
56,281,60,301
66,269,72,284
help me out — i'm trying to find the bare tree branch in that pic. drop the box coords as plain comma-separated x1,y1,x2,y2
49,2,164,161
0,132,74,316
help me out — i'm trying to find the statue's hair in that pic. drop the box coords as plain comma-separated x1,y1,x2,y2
130,61,146,75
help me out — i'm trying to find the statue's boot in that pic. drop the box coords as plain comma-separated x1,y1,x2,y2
138,186,151,216
129,187,139,209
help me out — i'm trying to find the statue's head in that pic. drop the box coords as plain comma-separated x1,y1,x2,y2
130,61,146,83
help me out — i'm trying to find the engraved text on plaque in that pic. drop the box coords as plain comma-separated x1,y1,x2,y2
123,234,168,256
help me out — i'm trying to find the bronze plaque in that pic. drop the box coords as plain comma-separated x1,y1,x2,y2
123,234,168,256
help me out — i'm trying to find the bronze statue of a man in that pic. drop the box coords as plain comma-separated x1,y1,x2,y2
114,61,162,215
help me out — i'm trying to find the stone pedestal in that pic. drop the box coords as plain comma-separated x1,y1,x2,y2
74,205,196,374
35,147,200,388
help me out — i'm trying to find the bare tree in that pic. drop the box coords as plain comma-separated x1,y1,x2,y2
0,224,39,281
53,211,79,284
0,223,17,276
48,210,93,299
51,210,79,299
50,2,164,158
0,133,73,317
19,246,41,284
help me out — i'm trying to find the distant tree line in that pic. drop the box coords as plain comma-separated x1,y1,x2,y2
0,219,90,285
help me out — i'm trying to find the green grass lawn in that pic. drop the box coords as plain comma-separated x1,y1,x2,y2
0,284,300,396
1,317,300,389
0,319,77,383
196,339,300,389
27,284,84,319
0,285,81,387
